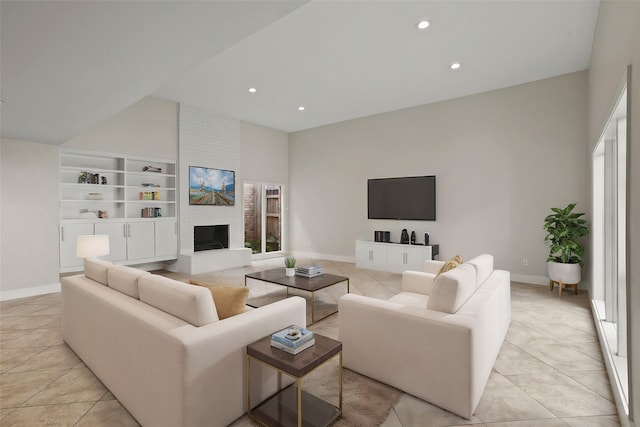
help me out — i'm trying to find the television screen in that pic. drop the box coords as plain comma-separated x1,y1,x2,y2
189,166,235,206
368,176,436,220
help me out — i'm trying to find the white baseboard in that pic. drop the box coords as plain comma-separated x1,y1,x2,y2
0,282,62,301
510,274,549,286
292,251,355,264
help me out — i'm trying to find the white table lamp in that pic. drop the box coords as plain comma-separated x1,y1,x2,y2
76,235,110,258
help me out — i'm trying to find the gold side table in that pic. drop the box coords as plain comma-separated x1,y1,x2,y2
247,333,342,427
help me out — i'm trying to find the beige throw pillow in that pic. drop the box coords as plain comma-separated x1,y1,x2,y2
190,280,249,320
437,255,463,277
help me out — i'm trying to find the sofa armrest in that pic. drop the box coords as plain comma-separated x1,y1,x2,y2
401,271,436,295
172,296,307,427
338,293,475,418
423,260,445,274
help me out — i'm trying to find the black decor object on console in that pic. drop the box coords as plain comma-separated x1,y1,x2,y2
400,229,410,244
424,232,430,246
367,175,436,221
374,231,391,242
411,231,416,244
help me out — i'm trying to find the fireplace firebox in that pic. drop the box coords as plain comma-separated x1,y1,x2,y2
194,225,229,251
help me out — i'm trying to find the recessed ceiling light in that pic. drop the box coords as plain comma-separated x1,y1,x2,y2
298,106,305,111
450,62,461,70
248,87,257,93
416,20,430,30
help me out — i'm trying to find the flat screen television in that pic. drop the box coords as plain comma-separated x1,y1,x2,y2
368,176,436,220
189,166,235,206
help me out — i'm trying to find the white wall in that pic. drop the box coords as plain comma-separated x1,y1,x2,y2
64,96,178,160
240,121,289,250
289,71,589,283
241,121,288,184
178,105,242,253
588,1,640,424
1,139,60,299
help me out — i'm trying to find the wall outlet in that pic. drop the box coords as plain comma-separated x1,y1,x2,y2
522,258,528,266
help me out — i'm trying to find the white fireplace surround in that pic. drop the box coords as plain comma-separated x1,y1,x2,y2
176,105,251,274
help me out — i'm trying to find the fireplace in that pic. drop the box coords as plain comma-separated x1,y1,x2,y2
194,225,229,251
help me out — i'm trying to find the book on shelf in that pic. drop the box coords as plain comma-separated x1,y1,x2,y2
271,325,314,348
271,338,315,355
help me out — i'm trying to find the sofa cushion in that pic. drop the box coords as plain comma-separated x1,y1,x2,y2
466,254,493,289
139,275,218,326
107,265,150,299
189,280,249,320
84,258,113,285
427,263,476,313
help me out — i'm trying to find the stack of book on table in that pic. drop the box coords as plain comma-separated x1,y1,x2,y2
271,325,315,355
295,265,324,278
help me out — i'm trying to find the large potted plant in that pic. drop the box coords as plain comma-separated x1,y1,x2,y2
543,203,589,284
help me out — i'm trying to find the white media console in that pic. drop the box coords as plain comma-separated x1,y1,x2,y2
355,240,440,274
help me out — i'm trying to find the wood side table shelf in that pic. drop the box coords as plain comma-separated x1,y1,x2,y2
247,333,343,427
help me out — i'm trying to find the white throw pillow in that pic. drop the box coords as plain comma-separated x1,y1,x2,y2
466,254,494,289
139,275,219,326
84,258,113,285
107,265,150,299
426,263,476,314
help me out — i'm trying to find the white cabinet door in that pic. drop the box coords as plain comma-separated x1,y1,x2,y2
60,223,94,269
155,220,177,257
94,221,127,262
388,245,432,273
126,222,155,260
355,241,387,271
404,246,431,271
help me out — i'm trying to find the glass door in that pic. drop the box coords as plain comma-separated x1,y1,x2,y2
243,182,283,255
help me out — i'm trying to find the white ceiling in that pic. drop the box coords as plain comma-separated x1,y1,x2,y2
1,0,600,144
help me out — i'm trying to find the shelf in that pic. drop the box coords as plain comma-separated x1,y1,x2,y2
127,200,175,204
61,183,126,189
127,171,176,178
61,199,125,203
61,166,124,174
249,385,340,427
126,186,176,190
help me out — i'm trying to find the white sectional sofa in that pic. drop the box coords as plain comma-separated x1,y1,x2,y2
61,258,306,427
339,254,510,419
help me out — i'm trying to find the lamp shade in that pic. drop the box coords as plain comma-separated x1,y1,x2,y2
76,234,110,258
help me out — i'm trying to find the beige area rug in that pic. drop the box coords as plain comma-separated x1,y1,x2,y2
302,312,403,427
303,358,403,427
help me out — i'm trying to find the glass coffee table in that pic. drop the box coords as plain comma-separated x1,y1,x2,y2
244,268,349,324
247,333,342,427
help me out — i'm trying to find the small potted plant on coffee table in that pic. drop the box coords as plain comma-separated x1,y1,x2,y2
284,257,296,277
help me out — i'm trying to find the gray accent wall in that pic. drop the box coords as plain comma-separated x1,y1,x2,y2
289,71,589,285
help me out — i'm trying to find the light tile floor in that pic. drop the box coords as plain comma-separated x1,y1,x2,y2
0,258,620,426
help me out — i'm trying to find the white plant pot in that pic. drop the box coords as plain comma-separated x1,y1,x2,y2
547,261,581,284
285,267,296,277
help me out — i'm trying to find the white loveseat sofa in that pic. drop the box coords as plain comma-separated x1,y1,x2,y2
61,258,306,427
339,254,510,419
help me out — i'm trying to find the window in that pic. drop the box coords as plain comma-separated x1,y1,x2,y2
243,183,283,256
592,84,628,413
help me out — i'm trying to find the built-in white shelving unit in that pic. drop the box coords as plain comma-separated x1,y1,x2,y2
59,149,178,272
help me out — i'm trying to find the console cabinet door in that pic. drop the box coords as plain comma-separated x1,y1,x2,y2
126,222,155,260
384,245,432,274
155,220,177,257
94,221,127,262
60,223,94,269
355,241,387,271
